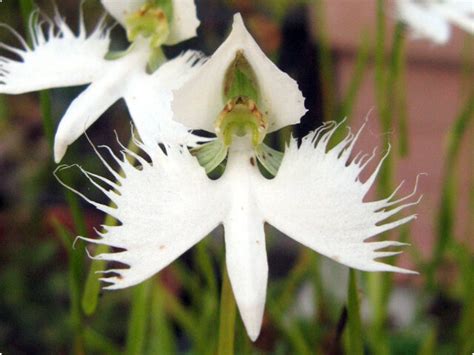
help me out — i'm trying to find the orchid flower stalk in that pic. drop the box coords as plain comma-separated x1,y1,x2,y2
66,14,421,341
0,0,203,162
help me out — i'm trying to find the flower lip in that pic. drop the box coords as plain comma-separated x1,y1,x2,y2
172,13,307,134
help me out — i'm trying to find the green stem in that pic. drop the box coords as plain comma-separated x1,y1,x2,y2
81,216,117,315
368,3,393,354
0,92,7,119
266,299,312,355
339,30,370,119
83,327,121,355
374,0,387,125
347,270,364,355
314,0,336,122
52,220,85,355
162,282,200,342
428,93,474,287
148,279,177,354
19,0,35,36
125,279,153,355
276,248,312,312
217,265,236,355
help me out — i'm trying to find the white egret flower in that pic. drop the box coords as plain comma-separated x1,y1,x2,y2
68,14,420,341
396,0,474,44
0,0,202,162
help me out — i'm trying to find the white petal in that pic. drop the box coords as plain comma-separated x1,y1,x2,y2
256,122,420,273
431,1,474,35
123,51,207,147
172,13,306,133
53,73,122,163
70,134,268,340
100,0,143,25
165,0,200,45
0,10,110,94
101,0,200,44
54,41,150,162
222,145,268,341
68,141,224,290
396,0,450,44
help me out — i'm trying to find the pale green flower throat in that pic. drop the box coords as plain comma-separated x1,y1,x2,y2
217,51,268,147
125,0,173,49
194,51,282,176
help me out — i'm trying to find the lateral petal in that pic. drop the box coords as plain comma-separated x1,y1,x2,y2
165,0,200,45
66,140,224,290
54,41,150,162
172,13,306,133
53,74,122,163
0,11,110,94
256,122,420,273
123,51,207,147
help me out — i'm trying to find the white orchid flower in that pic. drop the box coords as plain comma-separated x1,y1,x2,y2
67,14,420,341
0,0,202,163
396,0,474,44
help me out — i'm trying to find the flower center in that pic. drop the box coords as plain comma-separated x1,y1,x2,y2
125,0,173,49
215,51,267,147
215,97,268,147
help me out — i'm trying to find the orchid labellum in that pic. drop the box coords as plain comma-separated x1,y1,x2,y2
0,0,203,162
68,14,421,341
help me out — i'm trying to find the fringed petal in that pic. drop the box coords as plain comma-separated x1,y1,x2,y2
256,121,420,273
65,140,224,290
172,13,306,133
0,10,110,94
